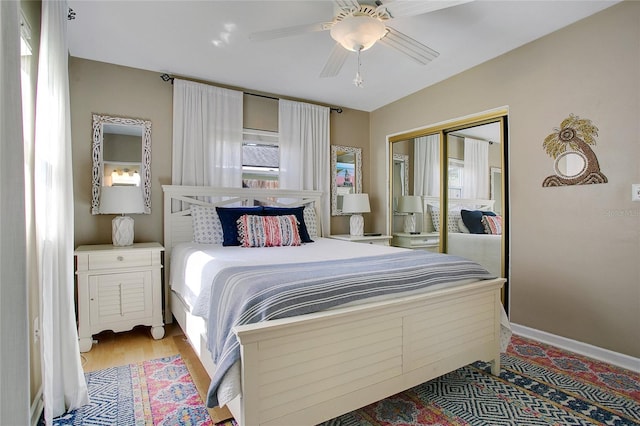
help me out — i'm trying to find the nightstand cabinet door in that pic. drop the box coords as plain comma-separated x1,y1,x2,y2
88,271,153,327
76,242,164,352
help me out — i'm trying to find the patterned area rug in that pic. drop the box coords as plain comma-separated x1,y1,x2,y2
52,354,212,425
217,335,640,426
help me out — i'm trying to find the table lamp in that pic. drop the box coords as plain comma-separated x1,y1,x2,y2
398,195,423,233
342,193,370,236
99,186,145,246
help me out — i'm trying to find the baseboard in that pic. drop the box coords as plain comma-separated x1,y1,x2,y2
511,323,639,373
30,386,43,426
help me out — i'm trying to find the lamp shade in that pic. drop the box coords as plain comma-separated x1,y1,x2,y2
397,195,423,214
99,186,145,214
342,193,371,214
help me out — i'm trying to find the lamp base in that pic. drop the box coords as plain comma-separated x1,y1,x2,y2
349,214,364,237
112,215,135,246
403,214,416,233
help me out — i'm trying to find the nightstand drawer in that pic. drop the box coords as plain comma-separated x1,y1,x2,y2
88,251,152,270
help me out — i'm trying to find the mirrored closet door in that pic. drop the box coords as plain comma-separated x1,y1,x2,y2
388,111,508,303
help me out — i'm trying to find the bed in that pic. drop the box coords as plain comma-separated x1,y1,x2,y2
163,185,508,426
423,196,503,277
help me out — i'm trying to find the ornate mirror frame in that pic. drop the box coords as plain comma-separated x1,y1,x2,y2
331,145,362,216
91,114,152,215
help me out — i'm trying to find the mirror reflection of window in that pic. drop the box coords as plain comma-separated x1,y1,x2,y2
448,159,464,199
102,124,143,187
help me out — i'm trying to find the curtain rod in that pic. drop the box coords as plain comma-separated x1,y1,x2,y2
449,133,495,144
160,73,343,113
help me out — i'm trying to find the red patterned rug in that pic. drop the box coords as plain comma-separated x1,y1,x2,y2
52,354,213,425
217,335,640,425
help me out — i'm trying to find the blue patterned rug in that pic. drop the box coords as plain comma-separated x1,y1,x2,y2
217,335,640,425
316,335,640,425
50,354,212,425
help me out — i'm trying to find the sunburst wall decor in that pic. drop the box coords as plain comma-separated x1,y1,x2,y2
542,114,608,187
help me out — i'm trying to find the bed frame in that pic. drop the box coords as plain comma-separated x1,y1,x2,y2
163,185,506,426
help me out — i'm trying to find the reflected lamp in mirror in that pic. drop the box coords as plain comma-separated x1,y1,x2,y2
398,195,423,234
99,186,145,246
342,193,370,237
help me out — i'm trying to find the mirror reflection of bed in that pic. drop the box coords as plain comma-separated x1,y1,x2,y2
445,122,503,277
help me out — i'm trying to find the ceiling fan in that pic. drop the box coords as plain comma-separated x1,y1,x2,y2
249,0,471,86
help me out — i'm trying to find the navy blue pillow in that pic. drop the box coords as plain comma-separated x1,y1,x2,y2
262,206,314,243
216,206,264,246
461,209,496,234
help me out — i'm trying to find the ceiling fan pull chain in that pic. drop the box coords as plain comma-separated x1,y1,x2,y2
354,47,364,87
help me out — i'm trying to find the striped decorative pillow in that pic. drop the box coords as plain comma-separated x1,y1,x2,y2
482,215,503,235
237,214,302,247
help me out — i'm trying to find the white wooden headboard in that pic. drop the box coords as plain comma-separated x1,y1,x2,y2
163,185,324,251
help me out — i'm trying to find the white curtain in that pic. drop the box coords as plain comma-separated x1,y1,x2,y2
35,1,89,422
278,100,330,235
414,134,440,197
0,2,29,423
462,137,489,199
172,79,243,188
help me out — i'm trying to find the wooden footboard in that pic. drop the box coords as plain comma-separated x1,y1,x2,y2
234,277,505,426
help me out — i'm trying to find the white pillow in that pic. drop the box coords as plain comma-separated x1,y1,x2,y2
303,205,318,237
430,206,461,233
191,205,224,244
458,218,470,233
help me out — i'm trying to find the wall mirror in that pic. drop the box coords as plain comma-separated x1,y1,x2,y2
331,145,362,215
91,114,152,215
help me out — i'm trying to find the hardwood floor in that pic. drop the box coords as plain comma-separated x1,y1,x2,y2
81,323,232,422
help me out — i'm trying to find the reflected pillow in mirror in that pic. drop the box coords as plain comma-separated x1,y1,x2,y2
430,207,462,233
191,205,224,244
458,218,470,233
217,206,264,246
461,209,496,234
482,215,502,235
237,214,301,247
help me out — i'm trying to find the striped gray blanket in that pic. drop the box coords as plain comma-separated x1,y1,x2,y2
203,250,494,408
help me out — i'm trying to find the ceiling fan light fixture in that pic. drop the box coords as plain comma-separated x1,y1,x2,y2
330,14,386,52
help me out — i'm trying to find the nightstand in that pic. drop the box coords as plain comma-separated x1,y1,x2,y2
392,232,440,252
75,242,165,352
329,234,392,246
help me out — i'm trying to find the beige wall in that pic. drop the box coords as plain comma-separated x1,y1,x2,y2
69,59,370,244
70,58,173,246
370,2,640,358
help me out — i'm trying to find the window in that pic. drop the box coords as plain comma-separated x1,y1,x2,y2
448,158,464,199
242,129,279,189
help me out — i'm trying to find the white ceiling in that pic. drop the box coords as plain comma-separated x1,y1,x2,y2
67,0,619,112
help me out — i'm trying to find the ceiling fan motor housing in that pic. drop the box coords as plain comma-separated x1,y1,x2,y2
330,6,388,52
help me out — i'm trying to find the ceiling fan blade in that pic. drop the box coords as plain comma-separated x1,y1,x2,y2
379,26,439,65
249,22,331,42
380,0,472,19
334,0,360,11
319,43,350,78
